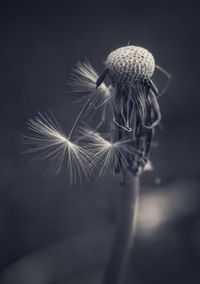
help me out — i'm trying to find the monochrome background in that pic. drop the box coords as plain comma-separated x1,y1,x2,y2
0,1,200,283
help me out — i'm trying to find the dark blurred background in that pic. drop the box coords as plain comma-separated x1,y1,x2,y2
0,0,200,283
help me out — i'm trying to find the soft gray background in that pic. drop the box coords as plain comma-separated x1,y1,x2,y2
0,0,200,283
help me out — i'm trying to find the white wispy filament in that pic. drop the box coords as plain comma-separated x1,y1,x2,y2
81,128,131,177
23,112,91,183
68,61,111,108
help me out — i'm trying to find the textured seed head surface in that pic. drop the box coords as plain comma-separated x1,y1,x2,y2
106,46,155,84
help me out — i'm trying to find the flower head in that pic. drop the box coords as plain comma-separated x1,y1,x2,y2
106,46,155,84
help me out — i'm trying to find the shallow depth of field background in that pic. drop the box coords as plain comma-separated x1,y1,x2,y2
0,1,200,283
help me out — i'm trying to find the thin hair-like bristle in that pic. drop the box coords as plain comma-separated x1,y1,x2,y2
80,127,133,177
68,61,112,107
23,111,92,184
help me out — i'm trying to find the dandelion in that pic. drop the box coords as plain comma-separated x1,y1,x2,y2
24,45,170,181
24,44,170,284
93,45,170,284
94,46,171,176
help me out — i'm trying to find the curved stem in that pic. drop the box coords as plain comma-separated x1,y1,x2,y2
101,175,140,284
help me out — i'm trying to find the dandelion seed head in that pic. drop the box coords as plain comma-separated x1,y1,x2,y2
106,46,155,84
93,46,163,176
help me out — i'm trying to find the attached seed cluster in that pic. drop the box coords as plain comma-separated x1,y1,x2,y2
106,46,155,84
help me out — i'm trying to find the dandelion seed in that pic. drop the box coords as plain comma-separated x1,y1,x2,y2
80,128,115,175
80,127,138,177
23,111,91,183
68,61,112,108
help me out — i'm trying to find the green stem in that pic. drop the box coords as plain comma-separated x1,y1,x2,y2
101,175,140,284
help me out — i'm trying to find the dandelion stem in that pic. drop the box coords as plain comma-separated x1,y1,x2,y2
101,175,140,284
